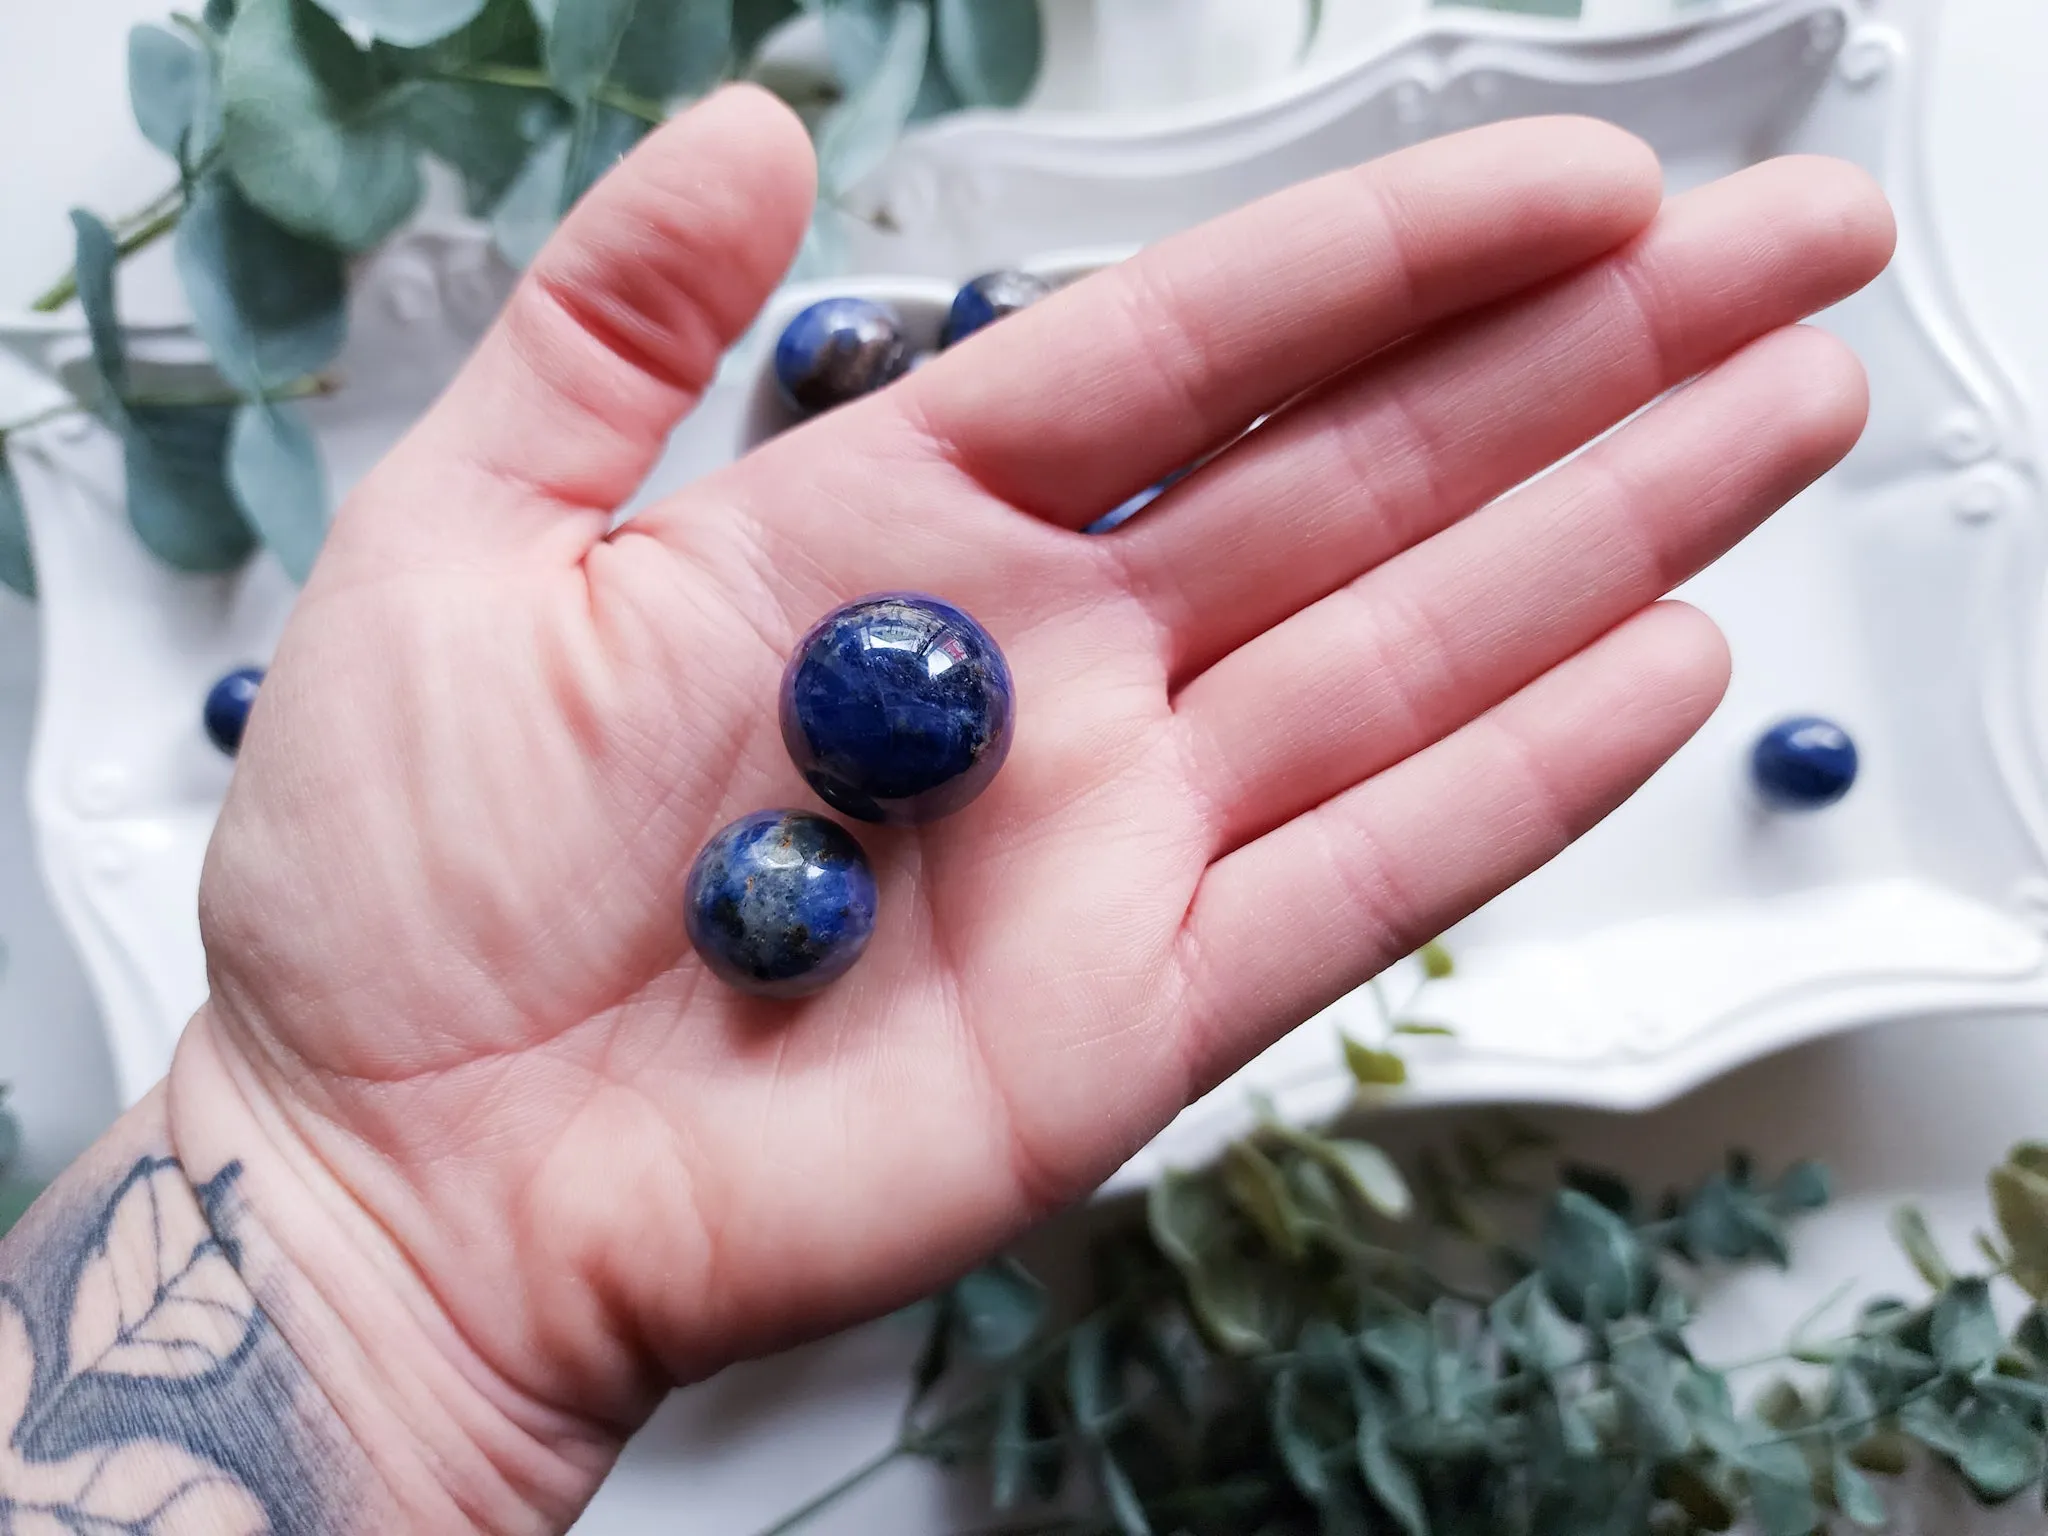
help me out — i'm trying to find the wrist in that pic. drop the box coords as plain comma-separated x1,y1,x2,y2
165,1006,622,1533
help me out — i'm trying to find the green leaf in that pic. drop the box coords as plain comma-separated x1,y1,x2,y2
0,1179,42,1238
1352,1380,1427,1536
1318,1139,1411,1220
1357,1315,1432,1417
1391,1021,1456,1038
0,447,36,600
220,0,423,250
1830,1450,1886,1529
813,0,926,197
1417,939,1455,979
1891,1204,1953,1290
1067,1313,1122,1432
1562,1164,1636,1223
1993,1160,2048,1299
124,404,259,571
952,1258,1046,1362
559,100,650,212
1222,1142,1306,1260
1096,1449,1151,1536
1343,1036,1408,1087
206,0,240,30
491,129,570,267
1489,1274,1582,1373
129,23,217,164
1931,1278,2001,1377
907,1292,951,1406
402,81,565,215
176,173,347,391
1609,1323,1691,1457
734,0,800,60
1740,1437,1820,1536
545,0,730,104
227,400,327,580
1272,1369,1335,1503
1539,1189,1645,1323
71,211,128,395
934,0,1039,107
990,1376,1031,1510
307,0,490,47
1952,1394,2044,1499
1847,1429,1911,1475
2010,1141,2048,1179
1772,1161,1831,1213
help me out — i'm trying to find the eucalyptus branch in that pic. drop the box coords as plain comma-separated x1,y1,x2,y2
0,374,340,442
434,63,668,126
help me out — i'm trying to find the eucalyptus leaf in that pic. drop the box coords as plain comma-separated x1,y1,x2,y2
1096,1450,1151,1536
991,1376,1031,1510
813,0,926,197
1609,1324,1691,1457
1272,1370,1336,1502
71,211,128,396
1951,1394,2043,1499
491,129,571,267
404,81,564,214
952,1258,1046,1362
1773,1161,1831,1213
1931,1278,2001,1378
559,101,651,213
1540,1190,1645,1324
1829,1449,1887,1528
176,173,347,391
1319,1139,1412,1220
0,447,36,600
124,404,259,571
2009,1142,2048,1180
1343,1037,1408,1087
129,23,216,164
1993,1160,2048,1299
1740,1437,1820,1536
1351,1380,1427,1536
734,0,800,60
1891,1204,1954,1290
1222,1143,1306,1260
1066,1313,1119,1432
1417,939,1455,979
546,0,731,103
221,0,423,250
307,0,490,47
226,400,328,580
934,0,1040,107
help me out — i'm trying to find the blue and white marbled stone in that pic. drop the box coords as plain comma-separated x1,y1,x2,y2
203,666,265,756
773,297,912,417
780,594,1015,825
942,269,1053,347
1751,716,1859,810
684,810,878,998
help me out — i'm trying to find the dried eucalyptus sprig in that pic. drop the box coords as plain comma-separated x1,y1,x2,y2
761,1049,2048,1536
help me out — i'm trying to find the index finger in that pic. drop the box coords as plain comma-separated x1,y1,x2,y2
902,116,1663,529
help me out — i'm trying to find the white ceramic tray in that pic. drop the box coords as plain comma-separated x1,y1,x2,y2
5,0,2041,1205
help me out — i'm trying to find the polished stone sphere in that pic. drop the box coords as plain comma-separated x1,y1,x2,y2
684,810,878,998
942,269,1053,347
203,666,265,756
773,297,911,417
1751,716,1858,810
780,594,1015,825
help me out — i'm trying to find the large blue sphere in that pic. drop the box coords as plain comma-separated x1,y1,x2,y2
684,811,878,998
1751,716,1858,810
780,594,1015,825
942,269,1053,347
773,297,911,417
203,666,266,756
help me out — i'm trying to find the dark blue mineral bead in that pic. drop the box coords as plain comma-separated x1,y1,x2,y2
942,269,1053,347
780,594,1014,825
773,297,912,417
684,810,878,998
1751,716,1858,810
203,666,265,756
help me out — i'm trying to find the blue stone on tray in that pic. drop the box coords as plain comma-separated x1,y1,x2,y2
1751,716,1858,810
774,297,912,417
203,666,266,756
780,593,1015,825
942,269,1054,347
684,810,878,998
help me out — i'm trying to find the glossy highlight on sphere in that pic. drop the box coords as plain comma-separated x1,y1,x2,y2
780,594,1014,825
684,811,878,998
203,666,265,756
1751,716,1858,810
773,297,911,416
942,269,1053,347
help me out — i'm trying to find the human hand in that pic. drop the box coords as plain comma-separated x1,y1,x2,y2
167,86,1892,1525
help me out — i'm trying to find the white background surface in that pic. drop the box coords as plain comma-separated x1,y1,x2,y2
7,2,2048,1532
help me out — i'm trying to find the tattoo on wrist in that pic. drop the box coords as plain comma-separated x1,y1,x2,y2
0,1154,350,1532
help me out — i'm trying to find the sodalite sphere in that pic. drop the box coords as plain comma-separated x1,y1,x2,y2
1751,716,1858,810
780,594,1014,825
203,666,265,756
942,269,1053,347
773,297,911,417
684,810,878,998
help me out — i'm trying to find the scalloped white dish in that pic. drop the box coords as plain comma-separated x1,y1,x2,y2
6,0,2043,1208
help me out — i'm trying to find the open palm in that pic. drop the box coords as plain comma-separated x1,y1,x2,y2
167,86,1892,1504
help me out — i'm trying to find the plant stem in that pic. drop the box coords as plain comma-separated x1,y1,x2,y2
436,63,668,125
30,193,187,314
0,374,338,440
748,1440,907,1536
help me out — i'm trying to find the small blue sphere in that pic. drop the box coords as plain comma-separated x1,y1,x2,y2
773,297,911,417
942,269,1053,347
684,810,878,998
1751,716,1858,810
780,594,1014,825
203,666,265,756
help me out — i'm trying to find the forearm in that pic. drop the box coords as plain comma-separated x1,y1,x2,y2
0,1057,610,1532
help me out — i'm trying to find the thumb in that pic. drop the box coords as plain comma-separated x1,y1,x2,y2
369,85,816,551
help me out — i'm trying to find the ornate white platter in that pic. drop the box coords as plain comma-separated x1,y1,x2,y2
4,0,2039,1208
